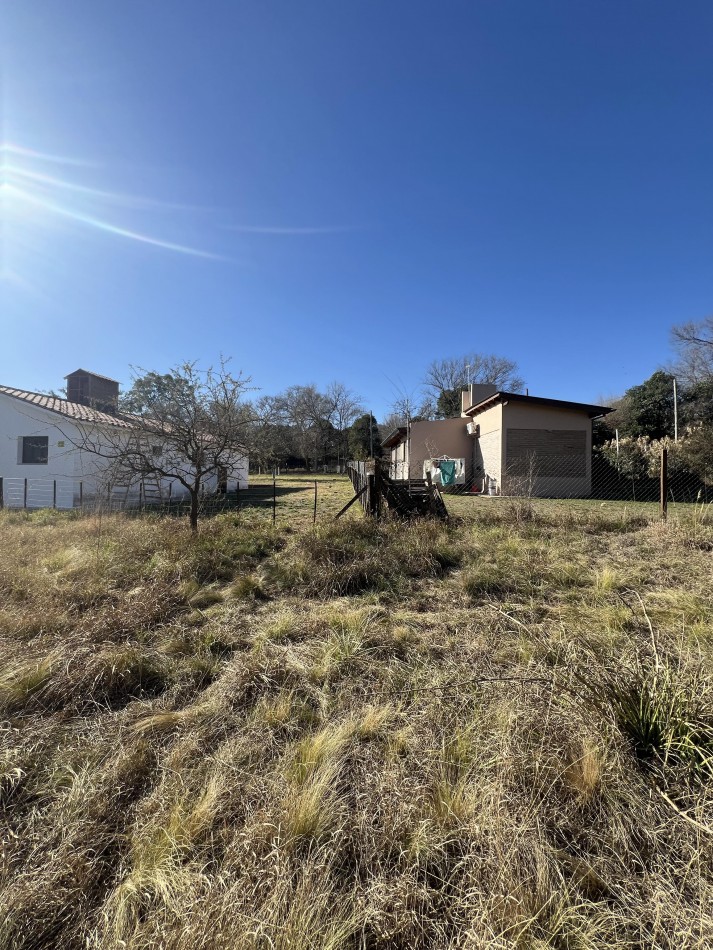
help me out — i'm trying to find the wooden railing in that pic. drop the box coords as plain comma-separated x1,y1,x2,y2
342,460,447,520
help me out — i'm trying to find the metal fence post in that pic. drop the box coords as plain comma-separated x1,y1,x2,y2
53,480,57,509
272,475,277,525
0,477,3,509
79,481,83,510
660,447,668,520
24,478,28,509
313,479,318,524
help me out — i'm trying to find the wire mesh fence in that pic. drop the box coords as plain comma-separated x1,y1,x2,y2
0,474,357,527
388,441,713,515
3,444,712,527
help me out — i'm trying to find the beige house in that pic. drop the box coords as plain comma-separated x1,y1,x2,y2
382,384,611,497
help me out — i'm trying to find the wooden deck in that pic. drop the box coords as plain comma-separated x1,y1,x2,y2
343,461,448,520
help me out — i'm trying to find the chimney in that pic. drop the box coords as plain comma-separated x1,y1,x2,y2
65,369,120,414
461,383,499,416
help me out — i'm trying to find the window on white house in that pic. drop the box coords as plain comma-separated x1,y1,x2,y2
22,436,49,464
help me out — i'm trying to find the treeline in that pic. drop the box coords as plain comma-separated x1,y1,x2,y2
244,352,525,472
595,316,713,483
246,384,380,472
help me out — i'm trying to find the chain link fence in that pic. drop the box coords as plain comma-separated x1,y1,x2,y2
0,474,356,527
3,444,712,526
388,439,713,515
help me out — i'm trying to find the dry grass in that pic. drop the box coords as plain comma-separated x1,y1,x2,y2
1,498,713,948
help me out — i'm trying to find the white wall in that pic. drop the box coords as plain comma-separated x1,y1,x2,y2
0,395,93,507
0,393,249,508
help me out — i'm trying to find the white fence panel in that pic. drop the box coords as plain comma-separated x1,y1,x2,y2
1,477,78,509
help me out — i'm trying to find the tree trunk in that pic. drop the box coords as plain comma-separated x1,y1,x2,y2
189,489,199,532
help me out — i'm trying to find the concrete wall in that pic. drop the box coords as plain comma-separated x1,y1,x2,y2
472,404,502,491
460,384,498,415
501,402,592,497
408,418,473,480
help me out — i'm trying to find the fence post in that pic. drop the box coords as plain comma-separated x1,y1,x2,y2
0,477,3,509
660,447,668,520
313,479,318,524
53,480,57,509
24,478,28,509
79,481,83,510
272,474,276,525
367,473,376,516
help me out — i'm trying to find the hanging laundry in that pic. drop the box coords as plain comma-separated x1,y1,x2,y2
439,460,457,486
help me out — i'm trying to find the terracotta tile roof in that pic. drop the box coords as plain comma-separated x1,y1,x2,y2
0,386,133,428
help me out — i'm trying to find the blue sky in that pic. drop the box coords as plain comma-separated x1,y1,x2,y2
1,1,712,419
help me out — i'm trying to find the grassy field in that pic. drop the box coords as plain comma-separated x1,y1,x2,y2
242,473,358,526
1,489,713,948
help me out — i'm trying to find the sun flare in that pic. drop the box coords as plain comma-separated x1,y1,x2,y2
0,142,217,287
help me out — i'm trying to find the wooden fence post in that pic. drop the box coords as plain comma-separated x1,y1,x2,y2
272,475,276,525
660,447,668,520
367,473,376,516
313,479,318,524
0,477,3,509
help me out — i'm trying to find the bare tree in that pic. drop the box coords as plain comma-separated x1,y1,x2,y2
425,352,524,395
424,353,524,418
671,315,713,385
73,360,252,531
275,385,334,470
324,381,364,467
380,411,408,434
247,394,295,471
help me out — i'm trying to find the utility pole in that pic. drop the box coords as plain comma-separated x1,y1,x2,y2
673,377,678,442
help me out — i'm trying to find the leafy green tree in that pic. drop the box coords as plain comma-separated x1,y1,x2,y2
119,372,190,414
679,426,713,484
682,378,713,426
348,413,382,460
436,389,463,418
623,371,676,440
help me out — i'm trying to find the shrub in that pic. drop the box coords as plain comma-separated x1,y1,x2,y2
581,653,713,781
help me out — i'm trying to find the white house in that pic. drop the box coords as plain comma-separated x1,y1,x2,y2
0,369,249,509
